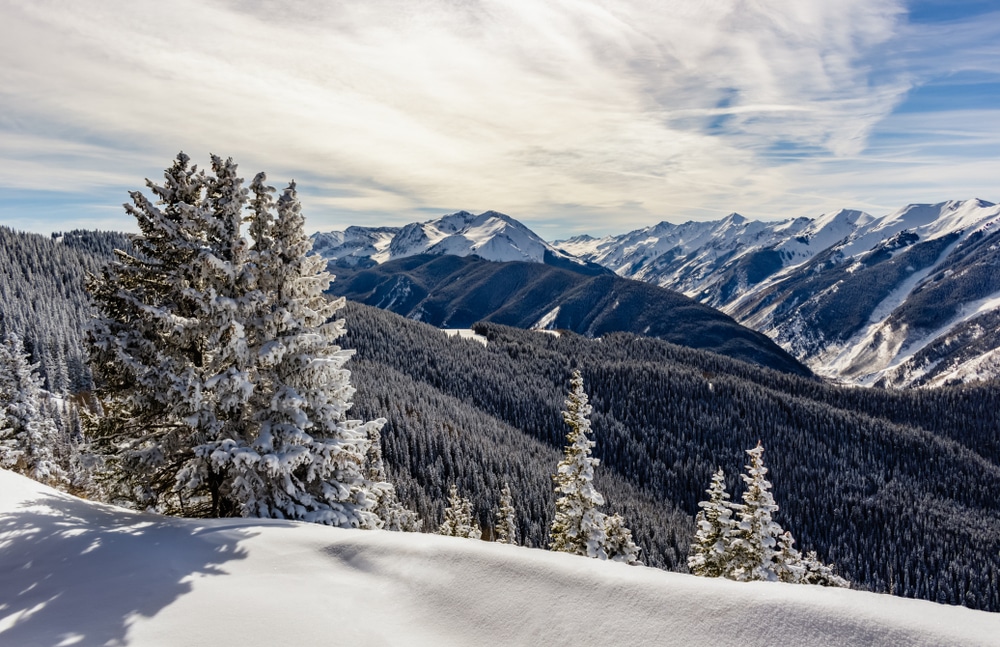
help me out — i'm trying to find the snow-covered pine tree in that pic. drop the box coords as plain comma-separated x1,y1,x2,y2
87,154,389,527
199,178,388,528
549,370,640,564
727,441,786,581
774,530,806,584
438,484,481,539
693,444,850,586
601,513,642,564
549,370,604,556
688,467,737,577
364,424,422,531
495,482,518,545
801,550,850,588
87,153,223,511
0,332,67,486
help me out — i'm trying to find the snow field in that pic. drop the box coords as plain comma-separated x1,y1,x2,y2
2,470,998,647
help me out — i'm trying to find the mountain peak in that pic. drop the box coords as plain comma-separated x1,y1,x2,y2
313,210,581,268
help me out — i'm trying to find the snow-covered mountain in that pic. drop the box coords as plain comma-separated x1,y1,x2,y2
556,199,1000,387
312,210,593,270
4,468,998,647
555,208,875,308
311,201,1000,386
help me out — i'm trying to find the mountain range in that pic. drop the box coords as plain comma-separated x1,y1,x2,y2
313,200,1000,387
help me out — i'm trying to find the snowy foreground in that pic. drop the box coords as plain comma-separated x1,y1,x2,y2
2,471,997,647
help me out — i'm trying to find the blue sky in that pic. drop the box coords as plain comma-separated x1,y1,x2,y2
1,0,998,239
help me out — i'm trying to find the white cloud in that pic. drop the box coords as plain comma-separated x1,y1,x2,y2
1,0,995,237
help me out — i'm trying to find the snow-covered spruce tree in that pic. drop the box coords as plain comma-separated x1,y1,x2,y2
364,424,422,531
194,177,389,527
495,482,518,545
438,484,481,539
87,153,225,511
0,332,68,486
694,444,850,586
801,550,850,588
727,442,785,581
688,467,737,577
549,370,640,564
600,512,642,564
87,154,389,527
774,530,806,584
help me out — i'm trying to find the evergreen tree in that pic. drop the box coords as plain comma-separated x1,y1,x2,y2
691,444,851,587
688,468,737,577
87,153,388,527
801,551,850,588
365,424,422,531
601,512,642,564
495,482,518,545
774,531,806,584
728,442,785,581
438,484,481,539
199,178,387,527
0,332,67,486
549,370,640,564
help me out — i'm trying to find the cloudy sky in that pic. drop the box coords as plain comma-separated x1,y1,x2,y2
1,0,998,239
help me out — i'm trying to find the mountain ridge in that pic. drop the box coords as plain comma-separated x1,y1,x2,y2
311,209,604,273
312,200,1000,386
327,254,811,376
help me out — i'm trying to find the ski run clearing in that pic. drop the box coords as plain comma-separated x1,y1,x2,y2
1,470,997,646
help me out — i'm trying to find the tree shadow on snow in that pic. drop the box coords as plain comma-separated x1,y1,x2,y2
0,489,253,646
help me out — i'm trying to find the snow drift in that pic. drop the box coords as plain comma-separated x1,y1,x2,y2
1,469,996,647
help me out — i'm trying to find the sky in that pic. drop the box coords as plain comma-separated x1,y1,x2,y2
1,0,998,240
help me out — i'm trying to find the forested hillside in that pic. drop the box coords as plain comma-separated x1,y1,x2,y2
0,227,129,393
341,302,1000,611
329,253,810,376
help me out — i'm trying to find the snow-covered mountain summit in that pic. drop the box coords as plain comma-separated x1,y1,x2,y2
311,210,587,268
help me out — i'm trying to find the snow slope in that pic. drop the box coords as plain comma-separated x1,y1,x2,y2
557,199,1000,386
2,470,997,647
553,209,876,306
726,200,1000,386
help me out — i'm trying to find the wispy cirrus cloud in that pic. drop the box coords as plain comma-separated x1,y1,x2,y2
0,0,995,237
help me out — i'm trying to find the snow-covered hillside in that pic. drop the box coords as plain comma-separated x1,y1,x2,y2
558,199,1000,386
312,210,586,268
2,470,997,647
726,200,1000,386
554,208,878,307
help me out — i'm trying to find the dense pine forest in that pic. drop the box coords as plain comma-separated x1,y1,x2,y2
0,225,998,611
341,303,1000,611
0,227,129,394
